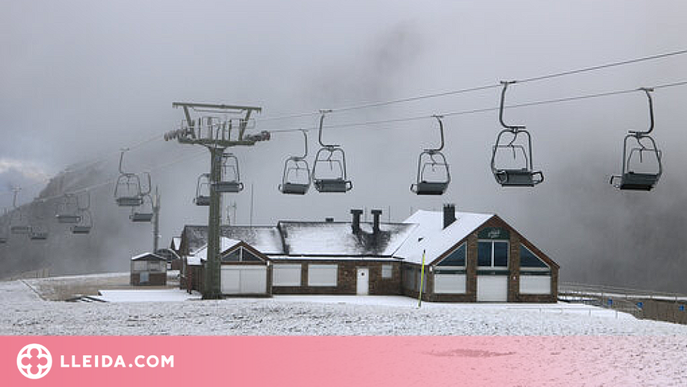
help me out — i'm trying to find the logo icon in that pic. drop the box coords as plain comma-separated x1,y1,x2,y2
17,344,52,380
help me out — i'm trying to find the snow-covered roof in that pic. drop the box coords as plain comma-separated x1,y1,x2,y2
278,221,416,257
131,252,166,261
191,237,242,262
394,210,494,265
182,226,284,254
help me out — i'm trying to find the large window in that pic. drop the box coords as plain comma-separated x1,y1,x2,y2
221,247,264,263
478,241,508,269
273,264,302,286
519,245,549,272
436,243,466,268
308,264,338,286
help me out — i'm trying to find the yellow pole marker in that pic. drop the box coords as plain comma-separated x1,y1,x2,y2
418,249,426,308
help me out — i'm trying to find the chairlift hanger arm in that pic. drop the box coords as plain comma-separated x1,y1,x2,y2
426,115,445,152
499,81,526,131
630,88,655,136
317,109,335,147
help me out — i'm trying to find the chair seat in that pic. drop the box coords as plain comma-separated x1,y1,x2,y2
494,169,540,187
116,197,143,207
56,214,81,224
619,172,658,191
314,179,352,193
281,183,309,195
194,196,211,206
412,182,448,195
71,226,91,234
130,213,154,222
213,181,243,193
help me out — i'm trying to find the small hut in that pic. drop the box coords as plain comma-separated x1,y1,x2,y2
130,252,167,286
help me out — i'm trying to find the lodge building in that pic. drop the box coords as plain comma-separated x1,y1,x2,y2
178,205,558,302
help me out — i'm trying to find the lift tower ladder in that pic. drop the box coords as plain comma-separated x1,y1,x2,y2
166,102,266,299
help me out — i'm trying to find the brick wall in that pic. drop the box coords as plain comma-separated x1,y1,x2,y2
271,260,402,295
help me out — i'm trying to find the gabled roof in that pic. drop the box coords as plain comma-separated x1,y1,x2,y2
190,237,242,262
278,221,416,257
182,225,284,254
394,210,494,264
131,252,166,261
171,237,181,250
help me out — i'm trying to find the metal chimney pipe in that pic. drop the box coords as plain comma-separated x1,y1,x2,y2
371,209,382,234
350,209,363,233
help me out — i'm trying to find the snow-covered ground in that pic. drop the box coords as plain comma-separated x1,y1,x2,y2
2,277,687,336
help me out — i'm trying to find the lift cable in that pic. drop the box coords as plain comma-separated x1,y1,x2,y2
265,80,687,134
3,148,206,208
258,48,687,122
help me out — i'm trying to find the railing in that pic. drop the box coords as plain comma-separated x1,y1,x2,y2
559,282,687,322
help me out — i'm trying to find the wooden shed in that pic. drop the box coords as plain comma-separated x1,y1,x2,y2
130,252,167,286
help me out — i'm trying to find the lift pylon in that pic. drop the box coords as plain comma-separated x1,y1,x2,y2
165,102,267,299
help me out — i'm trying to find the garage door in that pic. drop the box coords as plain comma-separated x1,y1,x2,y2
221,266,267,295
477,275,508,302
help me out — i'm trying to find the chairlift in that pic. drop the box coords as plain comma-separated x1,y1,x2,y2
29,201,50,241
213,153,244,193
55,194,81,224
312,110,353,193
71,193,93,234
279,130,311,195
490,81,544,187
610,88,662,191
194,173,211,206
130,194,154,222
9,189,31,235
114,149,144,207
411,115,451,195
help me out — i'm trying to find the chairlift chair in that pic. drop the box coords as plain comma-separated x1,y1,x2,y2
71,209,93,234
610,88,662,191
279,130,312,195
130,194,154,222
194,173,211,206
213,153,244,193
490,81,544,187
29,202,50,241
55,194,81,224
71,192,93,234
114,150,144,207
411,115,451,195
9,189,31,235
312,111,353,193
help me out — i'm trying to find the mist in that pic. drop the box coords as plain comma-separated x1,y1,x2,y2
1,0,686,292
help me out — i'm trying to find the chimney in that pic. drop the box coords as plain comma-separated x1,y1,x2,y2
350,209,363,233
443,203,456,229
371,209,382,234
325,217,334,223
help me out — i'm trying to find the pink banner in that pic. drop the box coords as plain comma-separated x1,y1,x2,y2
1,336,684,386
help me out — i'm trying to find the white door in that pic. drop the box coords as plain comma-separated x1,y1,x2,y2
356,267,369,295
221,266,267,294
477,275,508,302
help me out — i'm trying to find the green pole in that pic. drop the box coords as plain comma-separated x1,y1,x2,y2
418,249,426,308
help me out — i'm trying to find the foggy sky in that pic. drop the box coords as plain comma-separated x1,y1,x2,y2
1,1,687,292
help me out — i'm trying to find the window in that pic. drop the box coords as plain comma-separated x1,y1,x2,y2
478,241,508,269
308,264,338,286
273,264,302,286
434,273,466,294
132,261,147,271
381,264,393,279
519,245,550,272
436,244,466,267
221,247,265,263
